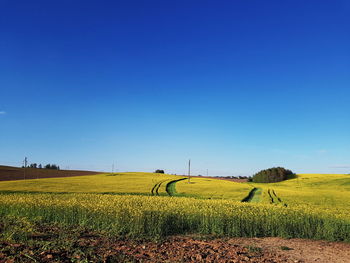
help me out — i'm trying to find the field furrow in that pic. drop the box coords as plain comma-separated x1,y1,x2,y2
165,178,187,196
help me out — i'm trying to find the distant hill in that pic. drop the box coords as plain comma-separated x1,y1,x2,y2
0,165,101,181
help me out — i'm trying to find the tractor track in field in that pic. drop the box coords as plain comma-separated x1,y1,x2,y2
151,180,168,196
272,190,282,202
242,187,258,202
151,178,187,196
165,178,187,196
268,189,288,207
241,187,262,203
267,189,275,204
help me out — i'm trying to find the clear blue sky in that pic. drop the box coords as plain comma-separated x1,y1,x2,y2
1,0,349,175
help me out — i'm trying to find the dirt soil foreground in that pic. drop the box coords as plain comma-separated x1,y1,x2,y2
1,235,350,263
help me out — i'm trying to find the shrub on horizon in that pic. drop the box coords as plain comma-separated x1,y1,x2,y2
252,167,295,183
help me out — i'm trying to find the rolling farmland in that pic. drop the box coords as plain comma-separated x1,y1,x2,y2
0,170,349,262
0,165,100,181
0,172,349,239
0,172,181,196
255,173,350,214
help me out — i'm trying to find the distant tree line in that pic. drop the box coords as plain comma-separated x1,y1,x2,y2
252,167,295,183
195,175,251,179
44,164,60,170
154,169,164,174
22,163,60,170
225,176,250,180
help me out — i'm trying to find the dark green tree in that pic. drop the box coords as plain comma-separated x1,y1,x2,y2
252,167,295,183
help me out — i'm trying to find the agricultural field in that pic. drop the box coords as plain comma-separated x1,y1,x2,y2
175,176,252,200
0,172,183,196
0,171,349,262
252,173,350,218
0,165,99,181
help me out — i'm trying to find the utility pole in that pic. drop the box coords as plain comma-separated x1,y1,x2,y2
112,162,114,175
206,169,208,177
23,157,27,180
188,159,191,183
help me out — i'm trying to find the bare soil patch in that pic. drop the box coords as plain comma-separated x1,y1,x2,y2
230,237,350,263
1,228,350,263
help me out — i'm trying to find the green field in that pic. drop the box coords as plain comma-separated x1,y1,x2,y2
0,172,349,242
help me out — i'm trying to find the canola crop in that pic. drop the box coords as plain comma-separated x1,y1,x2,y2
0,193,349,241
0,173,349,242
255,174,350,211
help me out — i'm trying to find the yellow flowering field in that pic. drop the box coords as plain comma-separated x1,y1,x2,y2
0,172,349,241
